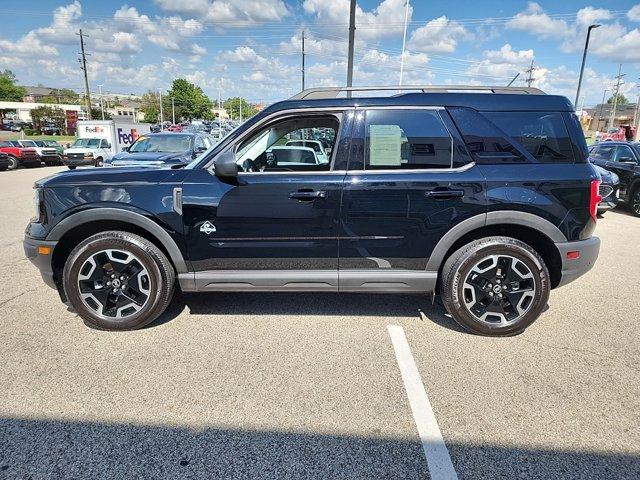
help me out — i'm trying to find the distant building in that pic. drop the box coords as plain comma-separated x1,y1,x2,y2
212,107,230,121
584,103,638,132
21,86,56,103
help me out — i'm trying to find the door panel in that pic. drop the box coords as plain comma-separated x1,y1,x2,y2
182,111,351,275
339,108,486,274
606,145,639,200
339,168,486,271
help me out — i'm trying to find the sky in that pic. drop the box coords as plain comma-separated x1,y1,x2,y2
1,0,639,107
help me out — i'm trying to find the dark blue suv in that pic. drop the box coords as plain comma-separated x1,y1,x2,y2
23,86,601,336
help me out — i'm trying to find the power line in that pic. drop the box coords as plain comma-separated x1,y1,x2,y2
524,59,536,87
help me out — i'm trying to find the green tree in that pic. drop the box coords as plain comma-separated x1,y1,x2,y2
222,97,257,120
29,105,66,133
41,88,79,104
607,93,629,105
90,107,113,120
166,78,213,120
139,90,162,124
0,70,26,101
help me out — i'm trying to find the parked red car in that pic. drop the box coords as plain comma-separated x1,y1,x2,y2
599,125,636,142
0,140,41,170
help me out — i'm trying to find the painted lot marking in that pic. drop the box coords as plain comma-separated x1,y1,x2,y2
388,325,458,480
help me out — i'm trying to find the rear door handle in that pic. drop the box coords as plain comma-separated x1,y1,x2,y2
424,189,465,199
289,190,327,201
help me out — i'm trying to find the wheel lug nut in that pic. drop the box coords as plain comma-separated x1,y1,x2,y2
120,276,125,280
107,281,111,286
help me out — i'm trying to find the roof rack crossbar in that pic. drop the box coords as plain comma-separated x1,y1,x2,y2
289,85,545,100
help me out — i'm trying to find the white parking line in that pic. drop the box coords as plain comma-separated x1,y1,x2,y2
387,325,459,480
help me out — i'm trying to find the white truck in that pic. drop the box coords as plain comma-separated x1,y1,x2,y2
63,120,151,169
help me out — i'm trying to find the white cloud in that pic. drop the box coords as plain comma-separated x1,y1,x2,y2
627,4,640,21
155,0,289,26
465,44,534,82
506,2,570,39
36,1,82,44
0,32,58,58
92,31,141,54
408,16,472,54
576,7,612,27
304,0,412,40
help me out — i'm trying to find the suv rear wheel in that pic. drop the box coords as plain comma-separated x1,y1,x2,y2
63,231,175,330
441,236,550,336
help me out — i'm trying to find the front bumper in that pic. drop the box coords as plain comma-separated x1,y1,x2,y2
555,236,600,288
23,235,58,289
62,157,94,166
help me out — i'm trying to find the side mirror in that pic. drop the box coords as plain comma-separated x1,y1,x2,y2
121,146,129,152
213,150,238,177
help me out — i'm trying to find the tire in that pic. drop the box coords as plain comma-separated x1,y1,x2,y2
6,155,18,170
631,187,640,218
67,165,76,170
0,165,7,172
94,157,103,167
441,236,550,336
63,231,175,331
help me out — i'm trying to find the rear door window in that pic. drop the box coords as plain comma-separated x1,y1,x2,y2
591,144,615,160
363,109,452,170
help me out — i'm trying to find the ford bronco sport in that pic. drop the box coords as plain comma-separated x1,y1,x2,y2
24,86,601,336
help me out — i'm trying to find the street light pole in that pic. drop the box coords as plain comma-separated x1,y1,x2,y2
574,24,600,110
398,0,410,87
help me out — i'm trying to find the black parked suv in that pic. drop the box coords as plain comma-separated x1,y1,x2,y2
588,141,640,216
24,86,601,336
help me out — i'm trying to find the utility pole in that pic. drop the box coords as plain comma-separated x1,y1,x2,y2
524,60,536,87
598,88,608,131
77,29,92,120
346,0,356,97
609,64,625,129
171,97,175,124
98,84,105,120
301,30,305,91
574,24,600,110
399,0,410,87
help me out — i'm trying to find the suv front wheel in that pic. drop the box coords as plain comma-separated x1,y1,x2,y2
63,231,175,330
441,236,550,336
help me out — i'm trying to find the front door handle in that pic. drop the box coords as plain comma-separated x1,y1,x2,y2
424,189,465,199
289,190,327,201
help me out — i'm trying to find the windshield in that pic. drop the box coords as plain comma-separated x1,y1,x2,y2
34,141,45,147
287,140,322,152
129,135,192,153
72,139,101,148
20,140,37,147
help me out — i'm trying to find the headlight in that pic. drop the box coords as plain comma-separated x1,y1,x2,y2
33,187,44,223
84,152,94,158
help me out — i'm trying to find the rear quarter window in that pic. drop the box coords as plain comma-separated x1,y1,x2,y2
483,111,575,163
448,107,579,164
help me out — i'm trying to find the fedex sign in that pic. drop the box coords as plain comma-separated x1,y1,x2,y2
117,128,140,146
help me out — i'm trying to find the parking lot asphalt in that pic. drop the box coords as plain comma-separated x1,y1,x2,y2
0,166,638,479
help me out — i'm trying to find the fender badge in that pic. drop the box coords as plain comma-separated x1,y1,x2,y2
200,221,216,235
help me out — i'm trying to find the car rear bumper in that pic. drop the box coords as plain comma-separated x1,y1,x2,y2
555,236,600,288
23,235,58,289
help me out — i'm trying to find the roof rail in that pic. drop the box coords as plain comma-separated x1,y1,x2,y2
289,85,546,100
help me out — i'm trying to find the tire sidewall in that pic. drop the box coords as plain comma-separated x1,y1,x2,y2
7,156,18,170
63,235,165,330
447,241,550,336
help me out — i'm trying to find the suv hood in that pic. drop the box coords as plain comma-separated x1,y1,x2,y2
110,151,191,165
35,165,186,187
